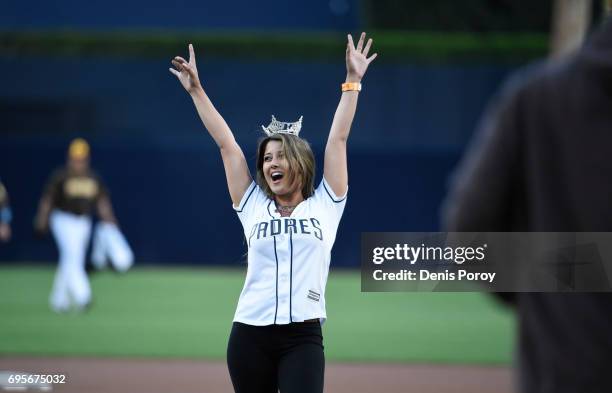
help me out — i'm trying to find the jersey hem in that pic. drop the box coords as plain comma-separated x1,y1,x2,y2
233,315,327,326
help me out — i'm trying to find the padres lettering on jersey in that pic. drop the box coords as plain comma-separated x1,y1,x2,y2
248,217,323,244
233,178,347,326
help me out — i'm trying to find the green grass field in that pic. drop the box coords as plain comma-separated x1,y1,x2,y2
0,266,515,364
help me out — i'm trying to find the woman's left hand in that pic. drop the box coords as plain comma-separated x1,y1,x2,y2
346,32,378,82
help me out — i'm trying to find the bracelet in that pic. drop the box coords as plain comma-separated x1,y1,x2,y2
342,82,362,92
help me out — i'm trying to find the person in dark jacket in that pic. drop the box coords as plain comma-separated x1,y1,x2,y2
442,18,612,393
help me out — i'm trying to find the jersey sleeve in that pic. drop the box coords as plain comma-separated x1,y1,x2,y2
43,169,65,207
311,177,348,231
90,171,109,200
233,181,269,229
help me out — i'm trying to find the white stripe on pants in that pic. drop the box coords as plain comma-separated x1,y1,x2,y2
49,209,92,311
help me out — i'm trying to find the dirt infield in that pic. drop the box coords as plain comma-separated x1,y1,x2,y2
0,357,514,393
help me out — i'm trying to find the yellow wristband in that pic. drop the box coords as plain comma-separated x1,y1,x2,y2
342,82,362,92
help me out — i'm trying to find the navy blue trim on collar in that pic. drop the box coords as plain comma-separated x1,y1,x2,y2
322,180,347,203
267,200,275,218
235,183,257,213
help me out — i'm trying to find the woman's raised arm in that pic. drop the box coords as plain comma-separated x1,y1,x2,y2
170,44,252,206
324,32,377,197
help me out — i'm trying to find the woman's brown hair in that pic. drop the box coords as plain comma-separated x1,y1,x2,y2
256,133,315,200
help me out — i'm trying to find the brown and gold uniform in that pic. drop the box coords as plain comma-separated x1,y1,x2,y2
43,168,109,312
44,169,108,215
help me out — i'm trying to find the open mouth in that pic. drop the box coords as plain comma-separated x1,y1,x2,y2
271,171,284,183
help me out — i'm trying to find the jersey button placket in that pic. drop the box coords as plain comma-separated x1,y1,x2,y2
276,233,291,324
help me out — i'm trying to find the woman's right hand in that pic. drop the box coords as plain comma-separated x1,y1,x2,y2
170,44,202,94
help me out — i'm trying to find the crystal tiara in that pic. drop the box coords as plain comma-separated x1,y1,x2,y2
261,115,303,137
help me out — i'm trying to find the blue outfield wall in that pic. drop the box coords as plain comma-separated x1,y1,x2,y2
0,55,518,266
1,0,359,31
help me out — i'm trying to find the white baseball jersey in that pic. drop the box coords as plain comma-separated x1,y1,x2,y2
233,177,347,326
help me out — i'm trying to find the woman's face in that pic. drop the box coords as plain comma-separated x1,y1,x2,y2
263,140,301,197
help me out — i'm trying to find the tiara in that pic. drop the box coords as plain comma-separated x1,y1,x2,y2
261,115,303,137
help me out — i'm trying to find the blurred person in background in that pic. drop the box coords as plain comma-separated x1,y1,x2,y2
442,16,612,393
0,179,12,242
34,138,121,313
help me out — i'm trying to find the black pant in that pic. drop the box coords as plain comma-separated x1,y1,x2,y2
227,321,324,393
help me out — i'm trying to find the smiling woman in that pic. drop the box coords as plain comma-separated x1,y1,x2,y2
256,133,316,213
169,32,377,393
